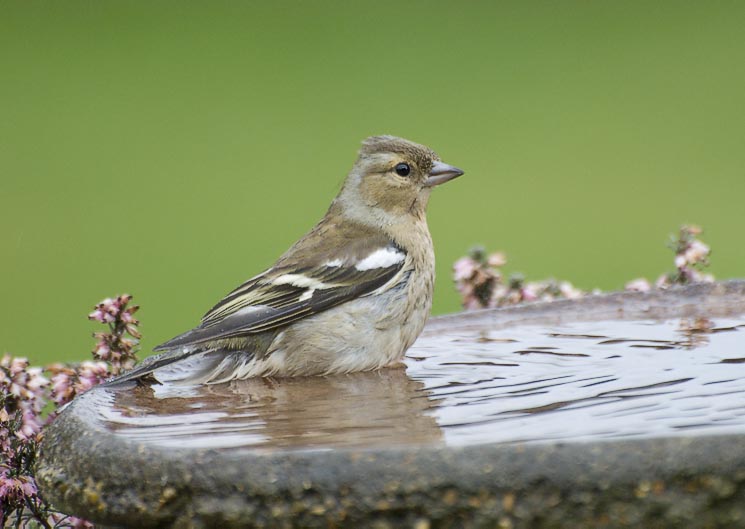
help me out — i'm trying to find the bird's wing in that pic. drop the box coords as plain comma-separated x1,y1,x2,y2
153,243,407,351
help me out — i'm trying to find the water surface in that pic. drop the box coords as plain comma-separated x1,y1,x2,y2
99,316,745,452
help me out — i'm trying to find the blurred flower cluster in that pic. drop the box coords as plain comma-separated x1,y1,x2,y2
0,356,93,528
455,225,715,309
625,225,714,292
1,295,140,528
1,356,48,526
454,247,586,309
47,361,110,409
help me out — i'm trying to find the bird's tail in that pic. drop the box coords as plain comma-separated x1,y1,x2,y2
101,347,256,387
101,347,205,387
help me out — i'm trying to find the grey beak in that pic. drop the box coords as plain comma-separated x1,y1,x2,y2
424,160,464,187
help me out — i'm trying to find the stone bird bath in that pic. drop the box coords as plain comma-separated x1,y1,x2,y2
37,281,745,528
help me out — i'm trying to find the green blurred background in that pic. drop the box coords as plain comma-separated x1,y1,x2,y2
2,1,744,365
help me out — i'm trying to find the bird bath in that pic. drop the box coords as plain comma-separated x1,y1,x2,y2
37,281,745,528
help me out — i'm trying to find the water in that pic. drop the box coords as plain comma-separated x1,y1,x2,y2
97,316,745,452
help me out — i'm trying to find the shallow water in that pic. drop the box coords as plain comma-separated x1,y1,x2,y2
98,316,745,452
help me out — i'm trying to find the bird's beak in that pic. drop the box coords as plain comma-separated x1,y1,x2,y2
424,160,464,187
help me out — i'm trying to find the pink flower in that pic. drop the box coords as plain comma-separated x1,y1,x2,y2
93,341,111,360
17,410,43,440
121,311,137,324
76,361,109,391
0,473,37,506
50,370,76,407
20,478,37,496
100,297,117,312
88,309,106,322
684,240,710,264
521,284,539,302
25,369,48,392
453,257,477,281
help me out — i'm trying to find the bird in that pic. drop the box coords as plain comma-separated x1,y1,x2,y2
111,135,464,385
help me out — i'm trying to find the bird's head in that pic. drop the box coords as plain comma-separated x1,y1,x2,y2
335,135,464,226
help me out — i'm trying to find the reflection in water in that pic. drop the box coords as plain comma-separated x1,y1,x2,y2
98,316,745,452
104,368,443,451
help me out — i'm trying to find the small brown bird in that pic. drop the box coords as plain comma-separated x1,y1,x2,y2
113,135,463,384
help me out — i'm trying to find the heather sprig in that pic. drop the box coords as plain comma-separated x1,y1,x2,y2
660,224,713,286
88,294,140,375
47,294,141,410
454,246,585,310
626,224,714,291
1,294,142,528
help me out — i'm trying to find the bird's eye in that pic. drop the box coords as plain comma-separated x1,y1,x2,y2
394,163,411,177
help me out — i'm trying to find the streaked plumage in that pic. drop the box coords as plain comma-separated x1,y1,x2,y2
111,135,463,385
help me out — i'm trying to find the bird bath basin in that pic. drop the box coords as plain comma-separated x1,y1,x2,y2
37,281,745,528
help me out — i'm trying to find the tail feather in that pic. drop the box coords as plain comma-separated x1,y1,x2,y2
102,347,258,387
102,347,202,387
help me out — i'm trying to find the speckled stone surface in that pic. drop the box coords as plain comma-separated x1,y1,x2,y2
37,281,745,528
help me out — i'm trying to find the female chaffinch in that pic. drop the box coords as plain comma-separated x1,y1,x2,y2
113,135,463,384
